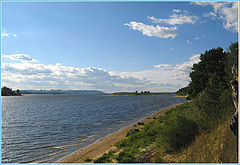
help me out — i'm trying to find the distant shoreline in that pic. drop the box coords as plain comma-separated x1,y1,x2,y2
112,92,175,96
57,102,185,163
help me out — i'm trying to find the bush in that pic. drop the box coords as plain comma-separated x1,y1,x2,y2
93,153,112,163
116,148,136,163
115,139,128,149
138,122,144,125
158,113,198,152
126,129,140,137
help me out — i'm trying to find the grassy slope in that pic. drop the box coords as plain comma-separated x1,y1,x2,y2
159,120,238,163
92,102,238,163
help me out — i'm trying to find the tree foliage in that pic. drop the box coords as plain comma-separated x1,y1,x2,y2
1,86,21,96
188,47,228,98
177,42,238,130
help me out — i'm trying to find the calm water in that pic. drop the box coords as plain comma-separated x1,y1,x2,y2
1,94,186,163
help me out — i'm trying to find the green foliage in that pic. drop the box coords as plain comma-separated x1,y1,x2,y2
154,156,163,163
114,102,198,162
1,86,21,96
176,85,190,96
175,42,238,132
228,42,238,69
93,153,112,163
189,47,228,98
116,148,137,163
137,122,144,125
126,129,140,137
157,114,198,152
83,157,92,162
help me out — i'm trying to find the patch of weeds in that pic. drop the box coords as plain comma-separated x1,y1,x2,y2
138,122,144,125
126,129,140,137
83,157,92,162
93,153,112,163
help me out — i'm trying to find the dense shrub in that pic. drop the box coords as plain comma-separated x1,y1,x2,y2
158,114,198,152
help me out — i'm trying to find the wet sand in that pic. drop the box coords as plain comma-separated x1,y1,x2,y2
57,102,184,163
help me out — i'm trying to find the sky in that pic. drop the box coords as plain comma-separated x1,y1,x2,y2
1,1,238,93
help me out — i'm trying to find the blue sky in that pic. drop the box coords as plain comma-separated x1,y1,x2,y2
1,1,238,92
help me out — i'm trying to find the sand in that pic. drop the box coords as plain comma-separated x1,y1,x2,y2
57,102,184,163
173,95,188,98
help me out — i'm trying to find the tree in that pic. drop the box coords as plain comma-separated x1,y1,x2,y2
1,86,21,96
176,85,190,96
188,47,228,98
16,89,21,95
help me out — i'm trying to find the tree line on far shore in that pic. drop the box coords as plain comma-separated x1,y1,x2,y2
1,86,21,96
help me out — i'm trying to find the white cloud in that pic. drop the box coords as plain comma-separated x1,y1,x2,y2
125,10,198,39
2,54,201,92
2,55,151,92
154,64,173,70
186,40,191,45
124,21,177,39
119,54,201,91
3,54,38,63
1,32,9,37
1,32,17,37
148,13,198,25
173,9,181,13
194,37,199,40
192,1,238,32
203,12,217,19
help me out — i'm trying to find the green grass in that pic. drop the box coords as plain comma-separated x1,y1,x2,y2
93,102,237,163
158,120,238,163
93,153,112,163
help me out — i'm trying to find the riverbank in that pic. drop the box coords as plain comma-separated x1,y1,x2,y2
173,95,187,98
57,102,185,163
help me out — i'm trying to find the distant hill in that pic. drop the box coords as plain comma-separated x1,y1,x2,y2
20,89,105,95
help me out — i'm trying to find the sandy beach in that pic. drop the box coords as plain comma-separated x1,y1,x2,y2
57,102,184,163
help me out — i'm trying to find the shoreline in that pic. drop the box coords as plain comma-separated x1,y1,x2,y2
173,95,187,98
57,102,185,163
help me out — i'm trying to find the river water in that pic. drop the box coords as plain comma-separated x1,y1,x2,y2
1,94,185,163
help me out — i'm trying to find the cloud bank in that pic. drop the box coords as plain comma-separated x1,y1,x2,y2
2,54,200,92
